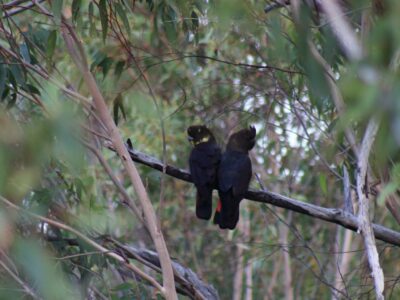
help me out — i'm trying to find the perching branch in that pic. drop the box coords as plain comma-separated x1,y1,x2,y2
106,144,400,247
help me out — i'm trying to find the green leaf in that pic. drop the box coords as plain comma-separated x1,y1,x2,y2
319,174,327,195
390,163,400,183
111,282,134,292
22,84,41,95
146,0,155,11
74,178,85,200
2,86,10,100
191,11,199,30
162,5,178,42
19,43,31,63
9,64,26,88
0,63,6,99
7,67,19,90
6,92,17,109
113,94,126,125
47,30,57,61
99,0,108,42
88,2,96,36
72,0,82,22
377,182,399,206
116,3,131,37
90,50,107,72
51,0,63,23
99,57,113,78
14,239,76,300
114,60,125,79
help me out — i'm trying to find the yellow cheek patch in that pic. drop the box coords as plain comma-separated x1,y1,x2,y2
193,136,210,146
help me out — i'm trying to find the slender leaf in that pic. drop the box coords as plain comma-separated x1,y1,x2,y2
47,30,57,61
51,0,63,23
114,60,125,79
319,174,327,195
113,94,126,125
116,3,131,37
19,43,31,63
0,63,6,99
6,92,17,109
88,2,96,36
99,0,108,42
72,0,82,22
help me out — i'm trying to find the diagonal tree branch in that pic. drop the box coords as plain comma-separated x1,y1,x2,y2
2,0,46,18
108,144,400,247
59,19,177,299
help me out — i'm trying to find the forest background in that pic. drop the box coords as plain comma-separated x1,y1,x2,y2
0,0,400,299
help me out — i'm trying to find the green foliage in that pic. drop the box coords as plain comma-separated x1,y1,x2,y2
51,0,64,23
99,0,108,42
13,238,76,300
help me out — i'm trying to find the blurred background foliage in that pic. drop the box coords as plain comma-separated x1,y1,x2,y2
0,0,400,299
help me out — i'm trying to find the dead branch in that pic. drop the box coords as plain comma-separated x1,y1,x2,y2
356,118,384,300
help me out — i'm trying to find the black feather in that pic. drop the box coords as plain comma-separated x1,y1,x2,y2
188,125,221,220
214,126,256,229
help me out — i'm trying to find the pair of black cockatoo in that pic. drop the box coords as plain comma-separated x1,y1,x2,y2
187,125,256,230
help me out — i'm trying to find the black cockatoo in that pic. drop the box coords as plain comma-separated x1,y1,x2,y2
214,126,256,229
187,125,221,220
